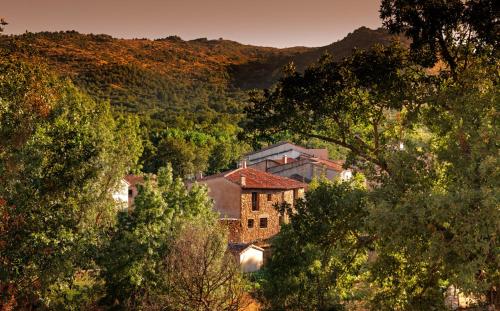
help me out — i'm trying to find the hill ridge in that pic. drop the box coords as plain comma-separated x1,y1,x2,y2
0,27,409,127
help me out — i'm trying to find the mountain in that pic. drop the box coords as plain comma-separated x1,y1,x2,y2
0,27,409,127
230,27,410,89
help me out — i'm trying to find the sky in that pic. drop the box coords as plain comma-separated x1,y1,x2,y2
2,0,383,48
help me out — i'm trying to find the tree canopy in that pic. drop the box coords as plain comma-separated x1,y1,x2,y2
0,58,142,309
247,3,499,308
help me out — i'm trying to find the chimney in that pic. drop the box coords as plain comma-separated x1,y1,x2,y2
242,160,247,168
283,155,288,164
240,175,246,186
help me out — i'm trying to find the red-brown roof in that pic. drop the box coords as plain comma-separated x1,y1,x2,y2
124,174,145,186
203,167,306,190
310,158,343,172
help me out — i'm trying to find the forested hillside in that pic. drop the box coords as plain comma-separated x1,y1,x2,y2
0,27,408,175
0,27,407,121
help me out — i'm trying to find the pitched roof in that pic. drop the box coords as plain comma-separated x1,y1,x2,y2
244,141,290,156
269,157,297,165
124,174,145,186
228,243,264,255
245,141,329,161
309,158,344,172
202,167,306,190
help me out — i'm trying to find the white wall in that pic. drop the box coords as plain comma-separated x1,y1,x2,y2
112,179,129,210
239,247,264,273
246,143,298,164
246,142,329,164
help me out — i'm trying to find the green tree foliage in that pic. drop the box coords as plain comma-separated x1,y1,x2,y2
367,56,499,310
100,165,216,308
246,6,498,308
261,180,369,310
246,43,425,174
142,123,250,177
0,59,142,309
380,0,499,75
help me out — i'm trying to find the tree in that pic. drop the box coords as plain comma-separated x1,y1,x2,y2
163,221,247,311
366,56,499,309
100,165,216,308
245,14,498,308
245,43,426,175
0,59,142,309
261,179,369,310
380,0,499,76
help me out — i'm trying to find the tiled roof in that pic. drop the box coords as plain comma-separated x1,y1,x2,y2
124,174,145,186
310,158,343,172
202,167,306,190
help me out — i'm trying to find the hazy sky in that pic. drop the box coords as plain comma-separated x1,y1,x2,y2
2,0,383,48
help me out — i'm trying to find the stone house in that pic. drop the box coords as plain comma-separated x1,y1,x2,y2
198,166,306,245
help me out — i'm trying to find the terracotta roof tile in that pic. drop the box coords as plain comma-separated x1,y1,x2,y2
124,174,145,186
202,167,306,190
310,158,343,172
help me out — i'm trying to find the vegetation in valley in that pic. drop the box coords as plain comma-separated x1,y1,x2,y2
0,0,498,309
0,57,142,309
100,165,246,310
0,27,406,176
247,0,499,309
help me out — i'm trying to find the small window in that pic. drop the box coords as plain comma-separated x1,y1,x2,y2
247,219,254,228
259,217,268,228
128,189,133,196
267,193,272,201
279,215,284,225
251,192,259,211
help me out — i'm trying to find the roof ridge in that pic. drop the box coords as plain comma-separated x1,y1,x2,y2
244,141,290,156
223,167,243,178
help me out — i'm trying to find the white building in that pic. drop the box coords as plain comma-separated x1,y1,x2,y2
245,142,352,184
244,141,329,165
228,243,264,273
112,174,144,210
112,179,130,210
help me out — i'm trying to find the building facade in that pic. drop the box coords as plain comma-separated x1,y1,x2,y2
245,141,351,183
199,167,306,245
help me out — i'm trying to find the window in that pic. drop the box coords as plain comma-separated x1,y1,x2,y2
259,217,268,228
267,193,272,201
279,215,284,225
247,219,254,228
251,192,259,211
128,189,133,196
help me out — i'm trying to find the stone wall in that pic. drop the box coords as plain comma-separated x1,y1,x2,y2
239,189,299,243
